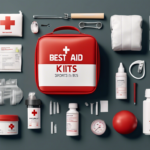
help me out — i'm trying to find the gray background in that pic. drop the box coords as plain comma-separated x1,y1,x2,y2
0,0,150,150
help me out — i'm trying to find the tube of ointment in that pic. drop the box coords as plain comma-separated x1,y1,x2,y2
96,102,98,115
50,101,52,115
51,122,53,134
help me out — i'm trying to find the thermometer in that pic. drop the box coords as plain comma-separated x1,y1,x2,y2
91,119,106,135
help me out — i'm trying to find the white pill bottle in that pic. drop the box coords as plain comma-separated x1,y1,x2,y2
143,89,150,135
66,103,79,136
116,63,127,99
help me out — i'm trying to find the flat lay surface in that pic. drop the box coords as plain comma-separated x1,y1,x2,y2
0,0,150,150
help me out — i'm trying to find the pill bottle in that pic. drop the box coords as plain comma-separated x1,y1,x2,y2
0,115,19,135
116,63,127,99
143,89,150,135
66,103,79,136
25,92,41,129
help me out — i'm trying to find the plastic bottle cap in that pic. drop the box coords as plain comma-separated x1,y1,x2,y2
145,89,150,97
25,92,41,106
69,103,78,109
28,92,37,100
118,62,124,73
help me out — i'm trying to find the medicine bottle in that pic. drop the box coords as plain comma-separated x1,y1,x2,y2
66,103,79,136
143,89,150,135
25,92,41,129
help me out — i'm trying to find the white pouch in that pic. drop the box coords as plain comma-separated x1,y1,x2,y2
0,45,22,72
110,15,142,51
0,11,23,37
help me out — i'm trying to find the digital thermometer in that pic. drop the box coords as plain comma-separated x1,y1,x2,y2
91,119,106,135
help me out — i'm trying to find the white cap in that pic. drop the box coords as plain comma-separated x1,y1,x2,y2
28,92,37,100
69,103,78,109
145,89,150,97
118,62,124,73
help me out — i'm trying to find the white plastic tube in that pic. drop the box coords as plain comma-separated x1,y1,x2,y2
53,102,56,114
57,102,59,114
51,122,53,134
54,124,57,134
95,102,98,115
90,103,94,114
50,101,52,115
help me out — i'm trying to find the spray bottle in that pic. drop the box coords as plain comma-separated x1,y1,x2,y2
25,92,41,129
116,63,127,99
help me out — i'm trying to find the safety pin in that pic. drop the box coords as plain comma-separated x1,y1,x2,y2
79,21,102,29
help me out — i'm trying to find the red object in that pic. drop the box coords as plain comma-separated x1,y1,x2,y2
32,110,37,116
113,110,138,134
134,83,137,105
35,26,100,95
0,16,15,30
9,124,15,130
0,115,19,121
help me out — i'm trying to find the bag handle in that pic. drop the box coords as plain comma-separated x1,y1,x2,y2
52,26,82,34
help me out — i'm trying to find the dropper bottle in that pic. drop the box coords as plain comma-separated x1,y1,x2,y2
116,63,127,99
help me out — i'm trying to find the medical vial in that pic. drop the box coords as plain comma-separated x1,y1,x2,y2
66,103,79,136
25,92,41,129
143,89,150,135
116,63,127,99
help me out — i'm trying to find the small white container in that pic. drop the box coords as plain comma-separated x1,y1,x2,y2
116,63,127,99
66,103,79,136
0,115,19,135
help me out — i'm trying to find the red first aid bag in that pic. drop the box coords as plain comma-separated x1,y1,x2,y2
35,26,100,95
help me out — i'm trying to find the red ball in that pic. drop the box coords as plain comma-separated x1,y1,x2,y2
113,110,138,134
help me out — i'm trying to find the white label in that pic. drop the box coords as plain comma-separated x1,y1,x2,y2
116,76,127,98
66,113,79,135
38,64,96,86
28,108,41,129
0,121,18,135
0,45,22,72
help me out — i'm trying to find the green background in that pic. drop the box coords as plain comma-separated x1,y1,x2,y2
0,0,149,150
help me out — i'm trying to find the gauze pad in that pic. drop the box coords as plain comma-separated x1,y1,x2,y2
110,15,142,51
0,44,22,72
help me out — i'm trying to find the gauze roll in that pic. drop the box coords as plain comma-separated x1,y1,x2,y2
110,15,142,51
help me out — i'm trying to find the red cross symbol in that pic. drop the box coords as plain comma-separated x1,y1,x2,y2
32,110,37,116
63,46,70,54
9,124,14,130
0,16,15,30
